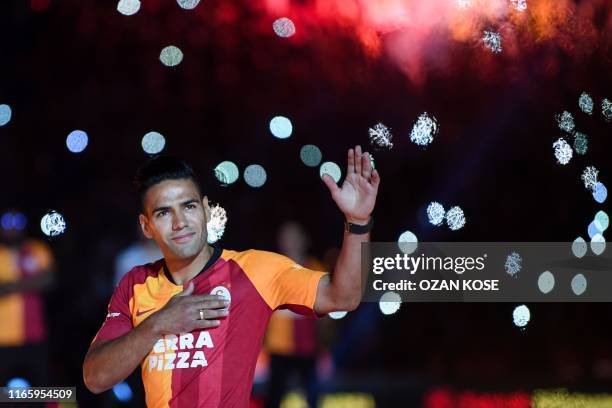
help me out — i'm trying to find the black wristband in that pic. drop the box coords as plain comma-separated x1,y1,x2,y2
345,216,374,234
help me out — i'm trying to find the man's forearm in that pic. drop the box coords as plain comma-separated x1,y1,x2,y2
83,318,161,394
329,229,370,311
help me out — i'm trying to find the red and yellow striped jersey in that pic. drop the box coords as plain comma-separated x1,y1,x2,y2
0,240,53,346
93,247,327,408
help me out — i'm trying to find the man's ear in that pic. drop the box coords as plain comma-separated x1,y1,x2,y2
202,196,211,223
139,214,154,239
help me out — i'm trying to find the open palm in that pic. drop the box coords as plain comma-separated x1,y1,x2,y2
322,145,380,223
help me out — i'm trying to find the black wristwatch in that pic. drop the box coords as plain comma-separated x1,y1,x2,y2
345,216,374,234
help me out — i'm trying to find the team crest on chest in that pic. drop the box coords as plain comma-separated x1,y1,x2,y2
211,285,231,308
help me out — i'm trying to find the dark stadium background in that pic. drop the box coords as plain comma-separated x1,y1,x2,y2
0,0,610,406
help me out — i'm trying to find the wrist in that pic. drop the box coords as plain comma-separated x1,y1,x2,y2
344,216,373,234
345,215,370,225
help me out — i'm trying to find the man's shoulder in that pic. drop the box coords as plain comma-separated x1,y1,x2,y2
117,258,164,288
221,248,286,264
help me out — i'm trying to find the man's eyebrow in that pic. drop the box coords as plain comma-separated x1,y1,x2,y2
181,199,199,206
152,199,199,214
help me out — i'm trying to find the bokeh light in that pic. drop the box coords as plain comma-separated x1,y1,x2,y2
141,132,166,154
588,221,600,239
244,164,267,188
66,130,89,153
159,46,183,67
117,0,140,16
0,104,12,126
552,138,572,165
593,182,607,203
207,204,227,244
300,144,322,167
272,17,296,38
409,112,438,147
13,213,26,230
578,92,593,115
581,166,599,191
572,237,587,258
40,210,66,237
426,201,445,227
483,30,502,53
329,311,348,320
214,161,239,185
176,0,200,10
537,271,555,294
0,213,11,230
319,161,341,183
445,206,466,231
594,211,609,232
590,234,606,256
7,377,30,388
512,304,530,328
602,98,612,122
379,291,402,315
269,116,293,139
504,251,522,277
572,132,588,155
556,111,575,133
571,273,587,296
1,212,27,231
368,122,393,150
112,381,133,403
397,230,418,255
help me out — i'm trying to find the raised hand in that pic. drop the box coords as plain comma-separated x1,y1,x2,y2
321,145,380,224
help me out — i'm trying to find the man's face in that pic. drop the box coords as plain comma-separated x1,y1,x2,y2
139,179,210,262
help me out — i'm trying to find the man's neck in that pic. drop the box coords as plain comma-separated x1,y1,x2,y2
165,245,214,285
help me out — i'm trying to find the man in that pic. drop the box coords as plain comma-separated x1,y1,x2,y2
0,211,55,386
83,145,380,407
264,221,327,408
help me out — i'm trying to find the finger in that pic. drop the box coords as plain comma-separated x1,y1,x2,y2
362,152,372,179
346,148,355,174
371,169,381,189
200,309,229,319
201,299,231,310
194,319,221,329
177,281,194,297
354,145,362,175
198,294,226,302
321,174,340,195
184,294,225,304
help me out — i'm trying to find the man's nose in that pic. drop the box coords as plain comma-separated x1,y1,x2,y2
172,213,188,230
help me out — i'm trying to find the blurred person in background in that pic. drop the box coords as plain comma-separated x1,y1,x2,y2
0,210,55,387
114,226,163,287
264,221,326,408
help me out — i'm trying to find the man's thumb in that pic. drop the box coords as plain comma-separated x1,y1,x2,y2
321,174,340,195
178,281,194,296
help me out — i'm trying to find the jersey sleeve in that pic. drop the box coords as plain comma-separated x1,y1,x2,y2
238,250,328,315
92,273,134,343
